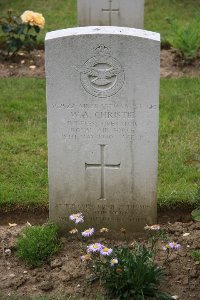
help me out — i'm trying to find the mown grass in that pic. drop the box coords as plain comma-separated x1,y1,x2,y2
0,0,200,43
0,78,47,208
0,78,199,209
145,0,200,42
159,78,200,206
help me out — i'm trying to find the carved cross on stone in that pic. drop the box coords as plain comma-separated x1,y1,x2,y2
85,144,120,200
102,0,120,26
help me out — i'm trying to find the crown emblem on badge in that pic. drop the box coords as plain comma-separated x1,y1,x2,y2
95,44,111,57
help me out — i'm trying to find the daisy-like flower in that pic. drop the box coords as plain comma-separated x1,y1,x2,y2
162,246,168,251
75,217,84,224
69,228,78,234
168,242,181,250
80,254,91,262
174,243,181,250
110,258,118,266
81,228,94,237
69,213,84,224
144,224,160,231
100,227,109,233
151,224,160,230
87,243,102,253
163,242,181,251
100,246,113,256
69,212,83,220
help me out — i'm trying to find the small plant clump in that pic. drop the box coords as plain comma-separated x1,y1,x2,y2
69,213,178,300
166,15,200,63
191,250,200,262
0,9,45,55
16,223,61,267
191,208,200,221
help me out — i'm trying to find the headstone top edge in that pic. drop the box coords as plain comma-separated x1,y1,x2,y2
45,26,160,42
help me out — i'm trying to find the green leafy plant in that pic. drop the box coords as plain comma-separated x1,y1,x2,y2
69,214,173,300
0,9,44,55
166,16,200,63
190,250,200,262
16,223,61,267
98,243,171,300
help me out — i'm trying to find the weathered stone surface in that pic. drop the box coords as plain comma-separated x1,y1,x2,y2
77,0,144,28
45,26,160,233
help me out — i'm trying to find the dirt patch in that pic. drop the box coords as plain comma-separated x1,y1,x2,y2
1,49,200,78
0,207,192,226
160,49,200,78
0,210,48,226
0,50,45,78
0,220,199,299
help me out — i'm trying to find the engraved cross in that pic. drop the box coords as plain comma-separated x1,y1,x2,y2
85,144,120,200
102,0,120,26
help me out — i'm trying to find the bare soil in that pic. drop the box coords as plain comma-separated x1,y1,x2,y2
0,50,45,78
1,48,200,78
0,217,200,300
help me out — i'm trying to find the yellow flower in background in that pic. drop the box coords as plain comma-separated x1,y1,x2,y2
80,254,91,262
144,224,160,231
69,228,78,234
100,227,109,233
116,268,123,273
21,10,45,28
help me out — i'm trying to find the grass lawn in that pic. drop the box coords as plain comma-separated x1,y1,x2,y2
0,0,200,43
0,78,47,208
145,0,200,42
159,78,200,207
0,78,199,209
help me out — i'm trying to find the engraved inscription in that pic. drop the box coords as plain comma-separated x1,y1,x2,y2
75,45,125,98
48,102,136,141
102,0,120,26
85,144,120,200
54,203,150,226
55,203,151,213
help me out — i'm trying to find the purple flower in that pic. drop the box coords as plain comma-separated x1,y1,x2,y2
168,242,181,250
87,243,102,253
174,243,181,250
75,217,84,224
69,213,84,224
69,213,82,220
81,228,94,237
100,246,113,256
163,242,181,251
168,242,174,249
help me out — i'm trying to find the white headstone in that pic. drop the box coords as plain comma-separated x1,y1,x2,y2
77,0,144,28
45,26,160,233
